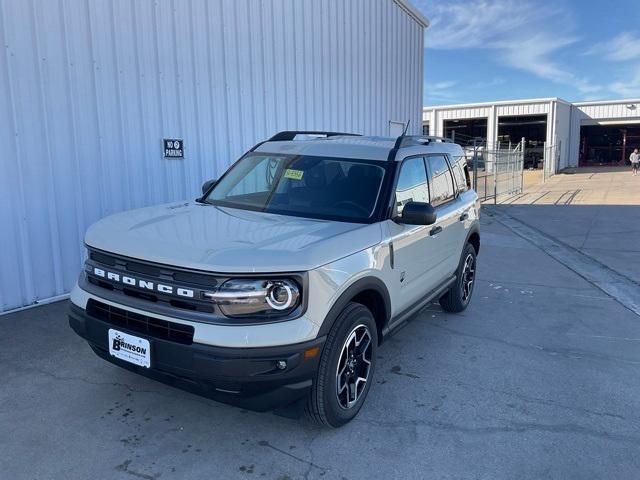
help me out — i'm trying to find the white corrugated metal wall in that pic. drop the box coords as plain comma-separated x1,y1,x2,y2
425,99,640,170
423,99,575,169
554,101,572,169
0,0,427,313
567,99,640,167
575,99,640,120
423,100,555,145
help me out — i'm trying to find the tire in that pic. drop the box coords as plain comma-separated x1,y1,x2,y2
305,302,378,428
439,243,477,313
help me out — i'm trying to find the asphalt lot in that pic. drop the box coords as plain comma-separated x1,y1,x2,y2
2,172,640,479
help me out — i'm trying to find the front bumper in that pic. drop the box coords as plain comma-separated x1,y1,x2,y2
69,303,325,411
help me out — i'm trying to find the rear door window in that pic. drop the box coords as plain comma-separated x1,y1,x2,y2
426,155,455,207
450,157,469,194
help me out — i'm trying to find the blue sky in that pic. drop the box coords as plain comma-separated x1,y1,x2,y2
413,0,640,106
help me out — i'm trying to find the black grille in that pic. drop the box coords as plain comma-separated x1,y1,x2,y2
87,299,194,345
88,249,218,288
86,248,218,313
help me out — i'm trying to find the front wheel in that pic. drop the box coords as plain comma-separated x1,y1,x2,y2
439,243,477,313
305,302,377,427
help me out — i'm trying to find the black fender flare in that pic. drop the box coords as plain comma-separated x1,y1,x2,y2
316,276,391,338
465,223,481,254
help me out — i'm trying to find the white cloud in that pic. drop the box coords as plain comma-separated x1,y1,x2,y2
609,66,640,97
473,77,506,89
497,33,601,94
584,32,640,62
424,80,461,103
424,0,553,50
430,80,458,91
582,32,640,99
417,0,602,95
424,78,510,104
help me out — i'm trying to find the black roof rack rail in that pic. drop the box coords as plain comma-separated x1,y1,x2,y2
387,135,455,162
267,131,361,142
394,135,454,149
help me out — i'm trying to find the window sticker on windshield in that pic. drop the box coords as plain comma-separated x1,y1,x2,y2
284,169,304,180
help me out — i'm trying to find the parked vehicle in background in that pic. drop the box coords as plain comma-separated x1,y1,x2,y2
69,131,480,427
464,145,485,169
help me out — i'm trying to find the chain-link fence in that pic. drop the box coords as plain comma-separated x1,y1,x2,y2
541,142,561,183
519,142,561,186
461,139,525,203
450,131,561,201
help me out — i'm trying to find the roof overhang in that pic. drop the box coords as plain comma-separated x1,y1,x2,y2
423,97,570,111
424,98,640,111
394,0,429,28
573,98,640,107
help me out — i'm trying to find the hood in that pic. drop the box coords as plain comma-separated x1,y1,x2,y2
85,202,382,273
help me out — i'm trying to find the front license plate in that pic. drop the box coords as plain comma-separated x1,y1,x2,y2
108,329,151,368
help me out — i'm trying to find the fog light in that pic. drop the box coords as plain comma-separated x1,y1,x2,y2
276,360,287,370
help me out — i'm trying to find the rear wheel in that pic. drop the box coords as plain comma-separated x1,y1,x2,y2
440,243,477,313
305,302,377,427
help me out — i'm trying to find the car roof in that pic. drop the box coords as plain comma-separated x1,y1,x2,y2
255,134,465,162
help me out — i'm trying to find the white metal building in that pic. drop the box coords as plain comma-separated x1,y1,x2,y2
424,98,640,171
0,0,428,313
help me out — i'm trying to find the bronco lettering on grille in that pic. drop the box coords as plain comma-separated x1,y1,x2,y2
93,267,195,298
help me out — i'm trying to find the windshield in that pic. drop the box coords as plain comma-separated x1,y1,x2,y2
204,153,387,222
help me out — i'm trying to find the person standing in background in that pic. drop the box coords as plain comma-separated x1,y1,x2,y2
630,148,640,176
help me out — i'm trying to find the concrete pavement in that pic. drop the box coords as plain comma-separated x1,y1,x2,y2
505,166,640,206
499,168,640,284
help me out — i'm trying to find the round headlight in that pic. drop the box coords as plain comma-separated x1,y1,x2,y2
209,278,301,318
266,281,298,310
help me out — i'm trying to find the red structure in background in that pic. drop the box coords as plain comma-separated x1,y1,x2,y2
580,125,640,166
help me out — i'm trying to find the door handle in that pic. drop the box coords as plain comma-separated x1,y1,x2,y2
459,212,469,221
430,226,443,236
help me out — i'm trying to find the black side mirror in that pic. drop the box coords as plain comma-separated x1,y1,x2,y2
398,201,437,225
201,179,217,195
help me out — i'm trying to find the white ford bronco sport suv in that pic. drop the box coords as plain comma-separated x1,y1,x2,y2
69,131,480,427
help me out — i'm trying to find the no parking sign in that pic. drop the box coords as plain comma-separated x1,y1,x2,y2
163,139,184,158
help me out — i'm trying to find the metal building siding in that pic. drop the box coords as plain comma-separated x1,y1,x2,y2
575,100,640,122
495,102,550,117
424,98,640,170
423,100,564,148
566,100,640,166
0,0,425,313
439,106,493,121
553,101,572,169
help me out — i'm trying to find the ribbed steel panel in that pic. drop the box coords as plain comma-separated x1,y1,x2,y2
0,0,425,312
424,101,558,149
425,99,640,170
567,100,640,166
496,102,550,117
554,101,572,169
438,106,493,120
576,101,640,121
